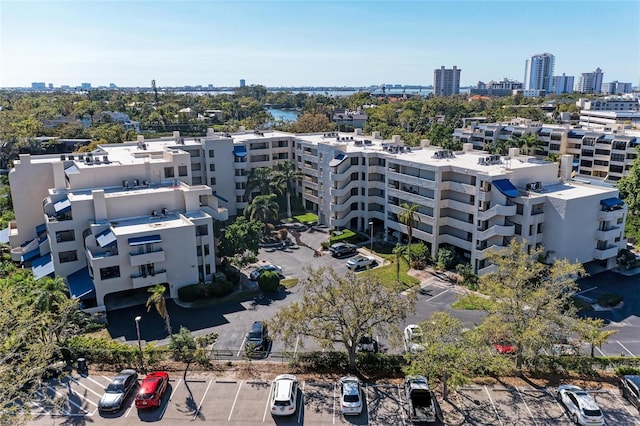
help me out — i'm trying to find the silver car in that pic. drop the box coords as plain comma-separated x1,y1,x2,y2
557,384,604,426
249,264,283,281
339,376,363,415
98,369,138,413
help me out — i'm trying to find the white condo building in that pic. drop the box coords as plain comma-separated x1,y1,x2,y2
7,128,627,310
525,53,555,92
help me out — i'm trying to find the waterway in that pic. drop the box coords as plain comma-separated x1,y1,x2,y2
267,108,300,122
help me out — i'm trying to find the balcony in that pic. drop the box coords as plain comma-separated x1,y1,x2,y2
130,248,165,267
593,246,619,260
387,188,435,208
441,198,476,214
387,171,436,190
439,216,474,233
131,271,168,289
477,204,517,221
476,224,515,240
475,244,505,260
330,180,359,197
598,206,626,221
595,227,621,241
440,180,476,195
438,233,473,252
233,174,248,183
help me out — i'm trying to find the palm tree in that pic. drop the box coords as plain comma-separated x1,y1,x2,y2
399,203,421,267
245,194,279,226
272,161,305,218
146,284,172,335
246,167,275,200
510,133,539,155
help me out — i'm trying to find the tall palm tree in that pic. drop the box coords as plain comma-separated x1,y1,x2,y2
246,167,275,201
272,161,305,218
510,133,540,155
399,203,421,267
245,194,279,226
146,284,172,335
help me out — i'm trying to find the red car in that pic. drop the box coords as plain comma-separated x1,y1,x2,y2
135,371,169,409
492,341,517,355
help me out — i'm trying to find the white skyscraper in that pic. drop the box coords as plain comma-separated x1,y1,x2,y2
526,53,555,91
549,73,575,94
433,66,461,96
576,68,604,94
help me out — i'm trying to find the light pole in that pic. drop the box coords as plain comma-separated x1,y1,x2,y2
135,316,143,369
369,221,374,252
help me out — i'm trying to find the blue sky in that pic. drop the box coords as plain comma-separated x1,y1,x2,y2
0,0,638,88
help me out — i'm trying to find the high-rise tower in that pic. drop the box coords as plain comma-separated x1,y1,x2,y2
525,53,555,92
433,66,461,97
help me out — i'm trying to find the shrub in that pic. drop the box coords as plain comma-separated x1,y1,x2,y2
298,351,348,371
209,280,234,297
224,267,241,285
436,246,456,270
178,284,202,302
258,271,280,292
615,366,640,376
356,353,405,376
598,293,623,307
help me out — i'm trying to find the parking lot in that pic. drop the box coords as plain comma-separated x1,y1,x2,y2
26,372,640,425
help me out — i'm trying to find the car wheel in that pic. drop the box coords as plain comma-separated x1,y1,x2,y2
571,412,579,424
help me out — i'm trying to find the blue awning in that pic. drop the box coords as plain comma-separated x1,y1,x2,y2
21,247,40,262
493,179,519,198
54,197,71,213
32,253,55,280
600,198,623,208
96,229,117,248
212,191,229,203
67,267,96,301
128,234,162,246
233,146,247,157
36,223,47,235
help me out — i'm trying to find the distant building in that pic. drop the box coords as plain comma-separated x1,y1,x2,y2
549,74,575,94
109,83,117,89
239,79,246,88
100,111,141,132
514,89,547,98
525,53,555,91
31,82,46,89
470,78,523,97
576,68,604,94
81,83,92,90
576,97,640,112
433,66,461,96
48,83,54,89
602,81,632,95
332,108,368,129
580,110,640,129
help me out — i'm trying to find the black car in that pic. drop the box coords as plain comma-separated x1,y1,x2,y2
620,375,640,410
245,321,269,352
329,242,357,258
98,369,138,413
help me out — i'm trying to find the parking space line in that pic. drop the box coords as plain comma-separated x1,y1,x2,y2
364,383,370,426
169,378,182,401
236,335,247,357
425,289,450,302
124,399,135,417
50,386,92,412
484,385,504,426
68,377,103,399
294,335,300,355
228,380,243,422
193,379,212,419
608,389,635,415
617,340,635,356
332,381,336,424
397,384,406,425
262,380,273,422
575,286,597,295
515,386,538,426
297,381,305,424
545,388,571,421
82,375,109,389
596,346,607,357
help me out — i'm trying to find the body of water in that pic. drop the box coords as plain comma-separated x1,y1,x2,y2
267,108,300,122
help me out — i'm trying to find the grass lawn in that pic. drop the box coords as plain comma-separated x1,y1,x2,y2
280,277,299,289
451,293,497,311
361,256,420,292
293,213,318,224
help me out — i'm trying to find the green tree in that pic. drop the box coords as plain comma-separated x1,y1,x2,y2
169,327,217,380
399,203,421,267
258,270,280,292
479,240,585,369
245,194,279,225
269,266,415,371
217,217,264,259
146,284,172,336
246,167,275,199
285,113,335,133
272,160,304,218
575,317,618,357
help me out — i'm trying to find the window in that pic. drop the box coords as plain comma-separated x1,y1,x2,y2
208,149,215,158
192,177,202,184
209,164,216,172
204,244,210,256
56,230,75,243
100,266,120,280
210,177,216,185
196,225,208,236
205,264,211,275
178,165,188,176
164,167,175,178
189,150,200,157
192,163,201,171
59,250,78,263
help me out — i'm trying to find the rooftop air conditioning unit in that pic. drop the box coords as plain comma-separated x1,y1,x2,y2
122,180,129,188
60,155,66,161
151,210,159,217
133,179,139,186
526,182,542,191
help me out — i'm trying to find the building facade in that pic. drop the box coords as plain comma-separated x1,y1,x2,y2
549,74,575,94
602,81,633,95
525,53,555,91
576,68,604,94
433,66,461,97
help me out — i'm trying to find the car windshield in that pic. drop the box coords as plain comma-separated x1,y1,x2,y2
274,399,290,406
248,332,262,339
137,392,154,400
344,394,360,402
584,409,602,417
106,383,124,393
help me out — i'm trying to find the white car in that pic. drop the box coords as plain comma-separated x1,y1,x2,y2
338,376,363,415
403,324,425,353
557,384,605,426
270,374,299,416
346,255,376,270
249,264,283,281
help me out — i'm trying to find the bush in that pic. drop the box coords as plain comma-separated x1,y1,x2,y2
209,280,234,297
178,284,202,302
436,246,457,270
615,366,640,376
258,271,280,292
356,353,405,376
598,293,623,307
298,351,348,371
224,267,241,285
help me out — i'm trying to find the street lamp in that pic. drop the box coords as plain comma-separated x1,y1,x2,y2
134,316,143,369
369,221,374,252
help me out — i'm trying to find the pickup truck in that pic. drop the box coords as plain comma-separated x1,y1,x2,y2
404,375,437,423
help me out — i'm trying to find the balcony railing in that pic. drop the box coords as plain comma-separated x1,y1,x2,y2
131,270,167,289
129,248,165,267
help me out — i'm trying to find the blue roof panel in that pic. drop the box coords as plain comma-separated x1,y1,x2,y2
493,179,520,198
32,253,55,280
128,234,162,246
96,229,117,248
67,267,96,300
233,146,247,157
54,198,71,213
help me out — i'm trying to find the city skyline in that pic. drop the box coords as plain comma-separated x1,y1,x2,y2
0,1,638,88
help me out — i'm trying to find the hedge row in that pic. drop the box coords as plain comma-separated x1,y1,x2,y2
178,280,235,302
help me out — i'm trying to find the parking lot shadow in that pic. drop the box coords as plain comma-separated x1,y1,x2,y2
136,383,173,422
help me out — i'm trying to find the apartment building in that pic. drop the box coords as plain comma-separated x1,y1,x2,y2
433,66,461,97
576,68,604,94
549,74,575,94
602,81,633,95
525,53,555,91
576,97,640,112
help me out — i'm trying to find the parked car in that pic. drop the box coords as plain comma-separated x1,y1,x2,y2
403,324,425,353
329,242,357,258
249,264,283,281
356,335,379,353
346,255,376,270
135,371,169,409
405,375,437,423
271,374,299,416
245,321,269,353
619,375,640,410
98,369,138,413
338,376,363,416
557,384,605,426
492,339,517,355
